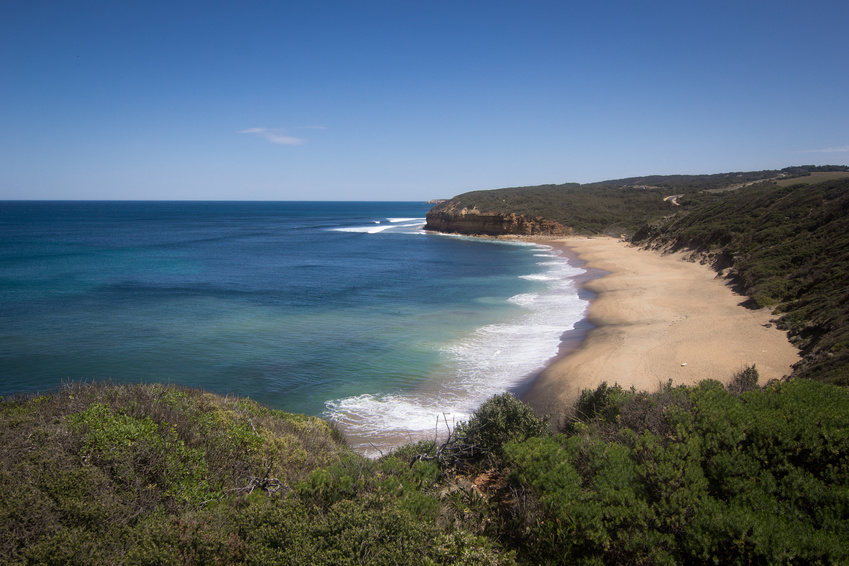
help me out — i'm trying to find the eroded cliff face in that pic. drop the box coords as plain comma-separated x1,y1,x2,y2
425,205,573,236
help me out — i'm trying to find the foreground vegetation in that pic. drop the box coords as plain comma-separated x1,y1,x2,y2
0,382,509,565
506,375,849,564
3,373,848,564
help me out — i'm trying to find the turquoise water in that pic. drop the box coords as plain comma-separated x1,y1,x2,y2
0,201,587,453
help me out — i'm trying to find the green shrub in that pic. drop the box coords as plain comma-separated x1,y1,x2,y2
0,383,352,564
503,379,849,564
561,382,627,435
453,393,549,464
239,497,515,566
725,365,760,396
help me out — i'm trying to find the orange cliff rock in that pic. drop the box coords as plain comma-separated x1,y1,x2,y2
425,206,573,236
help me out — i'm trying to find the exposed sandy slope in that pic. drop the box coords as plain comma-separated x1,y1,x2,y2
522,236,800,415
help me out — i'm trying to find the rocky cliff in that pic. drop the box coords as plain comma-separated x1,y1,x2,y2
425,205,573,236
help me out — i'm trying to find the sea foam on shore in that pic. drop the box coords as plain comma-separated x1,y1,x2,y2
325,242,588,456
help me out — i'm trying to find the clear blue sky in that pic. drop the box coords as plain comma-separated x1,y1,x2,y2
2,1,847,201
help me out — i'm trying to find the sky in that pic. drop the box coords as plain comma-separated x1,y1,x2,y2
1,1,847,201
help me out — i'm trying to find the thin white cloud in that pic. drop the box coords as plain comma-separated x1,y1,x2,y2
239,127,305,145
800,145,849,153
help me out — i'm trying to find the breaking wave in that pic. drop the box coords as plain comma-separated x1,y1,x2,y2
325,243,588,456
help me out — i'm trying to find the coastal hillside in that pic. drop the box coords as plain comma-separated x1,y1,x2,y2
424,166,847,236
4,375,848,564
4,166,849,564
425,183,675,236
631,176,849,385
0,382,510,564
428,165,849,386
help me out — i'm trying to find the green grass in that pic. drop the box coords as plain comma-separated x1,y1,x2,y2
777,171,849,186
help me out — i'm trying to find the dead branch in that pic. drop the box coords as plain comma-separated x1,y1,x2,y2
202,460,287,506
410,413,483,469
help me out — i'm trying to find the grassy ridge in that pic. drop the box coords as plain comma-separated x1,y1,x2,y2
429,166,849,236
591,169,782,192
776,170,849,187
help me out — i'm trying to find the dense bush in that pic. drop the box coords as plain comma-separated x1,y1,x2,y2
503,376,849,565
3,373,848,564
0,383,514,565
452,392,549,464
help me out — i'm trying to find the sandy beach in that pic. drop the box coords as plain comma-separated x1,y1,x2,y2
522,236,801,416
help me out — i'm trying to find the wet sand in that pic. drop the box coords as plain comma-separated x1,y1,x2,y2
521,236,800,416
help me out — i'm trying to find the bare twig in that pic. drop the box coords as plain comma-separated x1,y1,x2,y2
202,459,288,505
369,443,385,458
409,413,483,469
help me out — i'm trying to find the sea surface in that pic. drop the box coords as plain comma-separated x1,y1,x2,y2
0,201,587,454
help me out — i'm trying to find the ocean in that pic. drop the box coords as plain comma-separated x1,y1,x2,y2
0,201,587,454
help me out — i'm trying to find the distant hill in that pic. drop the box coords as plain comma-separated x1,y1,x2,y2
425,183,675,236
426,166,849,237
590,169,783,192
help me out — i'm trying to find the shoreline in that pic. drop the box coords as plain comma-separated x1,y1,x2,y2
519,236,801,417
507,245,602,400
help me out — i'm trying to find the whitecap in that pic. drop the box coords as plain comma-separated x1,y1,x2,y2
332,224,395,234
387,217,425,223
331,217,426,234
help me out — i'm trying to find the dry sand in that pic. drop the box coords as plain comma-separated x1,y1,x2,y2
522,236,801,415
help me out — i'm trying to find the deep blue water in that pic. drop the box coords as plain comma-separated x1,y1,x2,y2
0,201,586,453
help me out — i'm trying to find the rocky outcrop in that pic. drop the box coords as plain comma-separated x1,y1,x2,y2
425,205,573,236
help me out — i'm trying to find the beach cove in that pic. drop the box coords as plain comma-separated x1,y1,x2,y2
521,236,801,416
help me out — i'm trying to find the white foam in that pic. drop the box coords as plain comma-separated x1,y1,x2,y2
333,224,395,234
387,217,423,223
331,217,426,234
326,244,588,456
325,393,473,443
520,273,556,281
